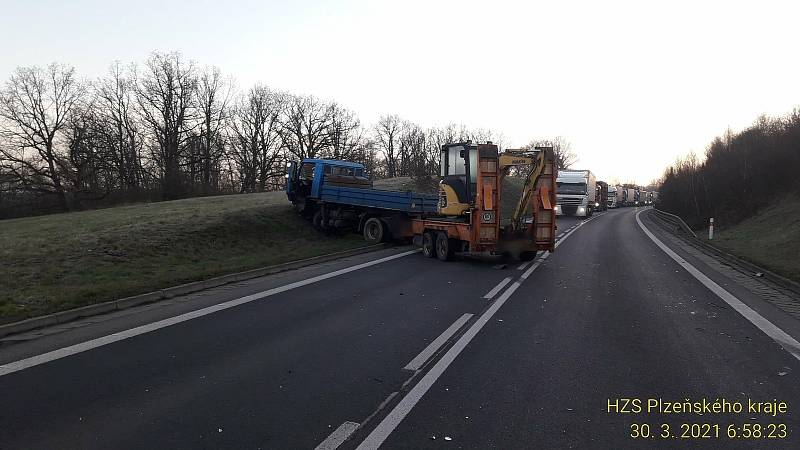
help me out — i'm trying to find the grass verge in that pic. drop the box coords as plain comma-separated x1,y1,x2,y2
707,194,800,283
0,192,365,324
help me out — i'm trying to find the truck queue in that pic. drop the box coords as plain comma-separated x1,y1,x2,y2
555,169,658,218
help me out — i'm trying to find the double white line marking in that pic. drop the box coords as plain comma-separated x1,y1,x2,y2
355,214,601,449
403,313,474,371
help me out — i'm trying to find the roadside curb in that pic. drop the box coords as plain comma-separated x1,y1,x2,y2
647,209,800,297
0,243,392,339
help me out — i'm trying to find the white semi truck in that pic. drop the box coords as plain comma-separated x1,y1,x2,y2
625,188,637,206
615,186,625,207
556,169,597,217
639,189,646,205
607,185,618,208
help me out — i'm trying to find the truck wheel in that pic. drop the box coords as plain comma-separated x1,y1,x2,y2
363,217,386,244
435,232,453,261
312,210,324,230
293,199,306,215
422,232,436,258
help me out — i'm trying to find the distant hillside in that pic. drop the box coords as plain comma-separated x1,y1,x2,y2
660,109,800,228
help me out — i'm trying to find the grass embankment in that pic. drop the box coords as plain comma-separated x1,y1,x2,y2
0,192,364,323
707,194,800,283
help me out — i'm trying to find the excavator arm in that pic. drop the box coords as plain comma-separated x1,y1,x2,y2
499,146,557,251
499,148,548,230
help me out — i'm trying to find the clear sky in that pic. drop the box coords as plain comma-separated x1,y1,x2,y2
2,0,798,185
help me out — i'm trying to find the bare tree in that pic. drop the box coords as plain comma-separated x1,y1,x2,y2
195,66,233,192
399,121,427,177
0,63,85,210
279,94,333,160
464,127,505,148
374,114,402,177
523,136,576,171
65,102,114,199
229,85,285,192
95,62,145,190
329,103,364,161
136,52,197,199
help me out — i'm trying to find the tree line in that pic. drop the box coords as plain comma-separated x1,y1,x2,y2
1,52,578,219
659,109,800,228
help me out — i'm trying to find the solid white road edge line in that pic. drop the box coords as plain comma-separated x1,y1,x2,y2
0,250,420,377
355,212,598,449
483,277,512,299
403,313,473,371
315,421,360,450
636,210,800,361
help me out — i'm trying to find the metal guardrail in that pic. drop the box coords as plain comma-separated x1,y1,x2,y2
652,208,698,239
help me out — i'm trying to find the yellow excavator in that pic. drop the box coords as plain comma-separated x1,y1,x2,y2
413,142,556,260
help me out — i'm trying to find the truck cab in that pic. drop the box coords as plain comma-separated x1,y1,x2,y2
555,170,596,217
596,181,608,212
607,185,618,208
286,159,370,215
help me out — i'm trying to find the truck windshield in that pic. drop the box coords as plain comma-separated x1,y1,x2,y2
299,163,315,180
556,182,587,195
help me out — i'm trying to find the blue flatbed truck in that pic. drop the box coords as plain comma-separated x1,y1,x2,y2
286,158,439,243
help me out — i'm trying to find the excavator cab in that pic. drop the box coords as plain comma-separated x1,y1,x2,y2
438,142,478,216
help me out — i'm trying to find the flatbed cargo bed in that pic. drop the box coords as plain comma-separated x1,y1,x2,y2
320,185,439,214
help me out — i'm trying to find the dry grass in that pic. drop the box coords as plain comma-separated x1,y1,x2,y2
709,194,800,282
0,192,364,323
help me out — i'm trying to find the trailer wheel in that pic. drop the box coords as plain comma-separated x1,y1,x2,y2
422,232,436,258
435,232,454,261
363,217,386,244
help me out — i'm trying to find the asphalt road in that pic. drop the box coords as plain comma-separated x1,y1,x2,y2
2,208,800,449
